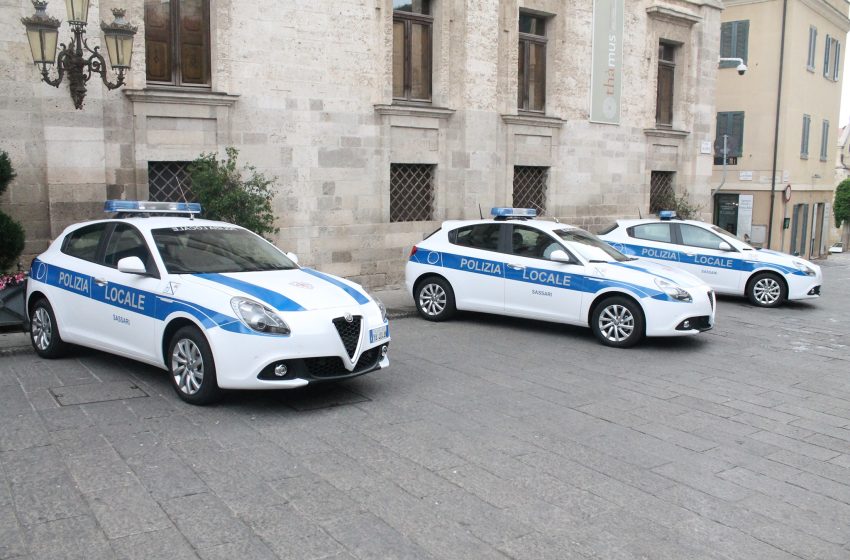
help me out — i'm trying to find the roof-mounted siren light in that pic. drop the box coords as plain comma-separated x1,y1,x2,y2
491,207,537,220
104,200,203,216
658,210,677,221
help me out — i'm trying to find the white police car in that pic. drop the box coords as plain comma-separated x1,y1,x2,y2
599,212,823,308
26,201,389,404
405,208,716,348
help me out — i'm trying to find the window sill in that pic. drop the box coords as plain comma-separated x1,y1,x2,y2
644,127,689,139
374,104,454,119
501,113,565,128
124,88,240,107
801,154,809,160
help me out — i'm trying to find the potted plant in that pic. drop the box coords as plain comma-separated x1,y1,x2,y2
0,151,27,328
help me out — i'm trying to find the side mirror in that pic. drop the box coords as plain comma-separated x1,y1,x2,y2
117,256,147,275
286,252,299,264
718,242,733,252
549,249,572,263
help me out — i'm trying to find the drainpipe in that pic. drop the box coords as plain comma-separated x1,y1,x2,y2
767,0,788,249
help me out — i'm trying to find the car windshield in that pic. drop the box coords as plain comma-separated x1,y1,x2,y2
552,228,631,262
710,225,754,248
152,226,297,274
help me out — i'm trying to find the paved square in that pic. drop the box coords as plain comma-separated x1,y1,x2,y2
1,255,849,559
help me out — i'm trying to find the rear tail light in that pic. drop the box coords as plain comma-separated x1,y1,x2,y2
409,246,418,257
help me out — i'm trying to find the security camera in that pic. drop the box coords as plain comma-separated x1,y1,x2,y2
736,62,748,76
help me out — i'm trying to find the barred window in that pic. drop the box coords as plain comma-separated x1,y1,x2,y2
390,164,434,222
649,171,675,215
512,166,548,214
148,161,195,202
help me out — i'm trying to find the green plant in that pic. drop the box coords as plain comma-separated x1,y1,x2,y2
0,151,24,273
0,151,15,196
188,147,278,237
653,189,702,220
834,178,850,228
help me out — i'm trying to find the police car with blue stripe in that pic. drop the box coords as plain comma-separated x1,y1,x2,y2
26,201,389,404
405,208,715,348
599,212,823,308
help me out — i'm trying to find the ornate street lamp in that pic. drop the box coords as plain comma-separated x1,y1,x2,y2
21,0,137,109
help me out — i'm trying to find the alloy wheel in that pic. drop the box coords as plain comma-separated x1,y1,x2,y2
32,307,52,351
753,277,781,305
598,304,635,343
172,338,204,395
419,283,447,316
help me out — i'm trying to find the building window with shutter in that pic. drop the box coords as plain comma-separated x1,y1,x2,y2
393,1,432,102
807,26,817,71
390,164,434,222
656,42,676,127
714,111,744,165
801,114,811,159
145,0,211,86
824,35,832,77
518,12,547,112
820,120,830,161
720,20,748,68
833,41,841,81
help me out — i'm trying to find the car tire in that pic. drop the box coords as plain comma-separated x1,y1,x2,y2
167,326,222,405
591,296,644,348
414,276,457,322
29,298,68,359
746,272,786,308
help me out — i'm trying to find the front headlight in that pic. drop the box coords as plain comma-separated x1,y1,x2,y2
792,260,816,276
654,278,692,302
230,297,290,335
368,292,387,323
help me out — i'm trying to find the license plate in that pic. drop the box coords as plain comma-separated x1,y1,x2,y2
369,324,389,343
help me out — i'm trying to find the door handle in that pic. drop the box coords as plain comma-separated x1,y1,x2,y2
506,264,525,271
94,278,107,287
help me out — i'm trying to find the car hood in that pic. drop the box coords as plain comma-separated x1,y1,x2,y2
751,248,813,267
599,259,708,289
180,269,372,312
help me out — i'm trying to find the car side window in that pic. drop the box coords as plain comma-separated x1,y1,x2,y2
630,223,673,243
450,224,502,252
510,225,562,260
103,224,156,274
61,223,107,262
679,224,727,250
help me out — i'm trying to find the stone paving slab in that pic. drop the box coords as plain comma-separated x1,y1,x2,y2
0,254,849,558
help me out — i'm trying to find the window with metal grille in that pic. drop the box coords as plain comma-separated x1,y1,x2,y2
649,171,675,214
512,166,548,214
390,164,434,222
148,161,195,202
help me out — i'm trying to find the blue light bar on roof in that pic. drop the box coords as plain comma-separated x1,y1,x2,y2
658,210,677,221
491,207,537,218
104,200,202,214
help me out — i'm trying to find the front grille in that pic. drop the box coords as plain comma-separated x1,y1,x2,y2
332,316,362,359
305,356,346,378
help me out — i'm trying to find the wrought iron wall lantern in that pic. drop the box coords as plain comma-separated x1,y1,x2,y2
21,0,137,109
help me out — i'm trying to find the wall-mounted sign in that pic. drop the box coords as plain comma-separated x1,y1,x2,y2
739,171,753,181
737,194,754,241
700,141,713,154
782,170,790,182
590,0,624,124
783,184,792,202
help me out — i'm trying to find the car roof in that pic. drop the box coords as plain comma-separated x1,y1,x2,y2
614,218,713,229
440,218,581,233
64,217,243,235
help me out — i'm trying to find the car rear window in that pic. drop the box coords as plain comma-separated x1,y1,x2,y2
630,223,673,243
61,223,107,262
449,224,501,251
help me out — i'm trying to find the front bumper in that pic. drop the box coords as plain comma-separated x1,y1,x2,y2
786,271,823,301
206,307,390,390
644,288,716,337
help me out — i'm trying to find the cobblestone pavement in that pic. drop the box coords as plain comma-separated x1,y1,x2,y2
2,255,850,559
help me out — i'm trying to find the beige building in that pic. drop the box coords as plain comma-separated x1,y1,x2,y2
712,0,849,257
1,0,722,287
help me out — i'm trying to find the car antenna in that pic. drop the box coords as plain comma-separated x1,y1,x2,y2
638,207,642,219
478,204,483,219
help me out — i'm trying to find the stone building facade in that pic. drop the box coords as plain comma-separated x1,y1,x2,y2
0,0,722,287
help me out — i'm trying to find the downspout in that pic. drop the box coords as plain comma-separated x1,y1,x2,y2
767,0,788,249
